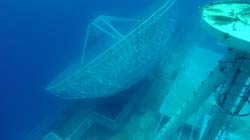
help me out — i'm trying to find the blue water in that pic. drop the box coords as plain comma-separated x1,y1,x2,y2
0,0,222,140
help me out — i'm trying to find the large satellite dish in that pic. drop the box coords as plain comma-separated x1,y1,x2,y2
46,0,177,99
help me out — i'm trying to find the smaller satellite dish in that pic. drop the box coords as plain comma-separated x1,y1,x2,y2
201,2,250,53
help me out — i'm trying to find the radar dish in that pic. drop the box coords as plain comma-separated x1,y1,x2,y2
46,0,177,99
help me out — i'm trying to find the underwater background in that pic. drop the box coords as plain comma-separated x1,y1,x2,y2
1,0,247,140
0,1,159,139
